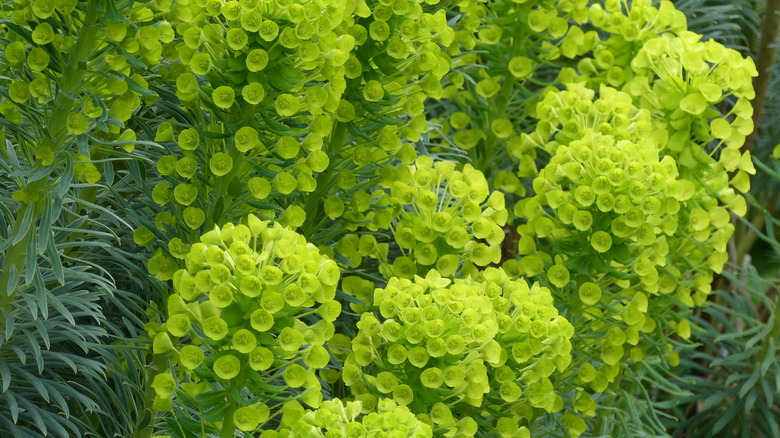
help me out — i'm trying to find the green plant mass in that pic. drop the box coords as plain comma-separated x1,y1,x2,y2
1,0,779,437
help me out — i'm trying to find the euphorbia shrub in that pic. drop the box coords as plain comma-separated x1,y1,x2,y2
137,0,756,435
0,0,760,437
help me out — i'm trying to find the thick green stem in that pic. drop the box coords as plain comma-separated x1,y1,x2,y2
219,404,237,438
301,122,347,236
735,207,767,264
40,7,101,152
134,354,169,438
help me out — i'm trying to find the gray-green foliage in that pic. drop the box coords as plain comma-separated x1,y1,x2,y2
675,0,763,52
653,153,780,437
662,268,780,437
0,148,156,437
0,0,159,436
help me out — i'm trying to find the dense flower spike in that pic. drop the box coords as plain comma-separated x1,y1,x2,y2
512,79,744,436
132,0,458,254
380,156,509,278
286,398,432,438
526,83,737,305
343,269,573,434
149,216,341,435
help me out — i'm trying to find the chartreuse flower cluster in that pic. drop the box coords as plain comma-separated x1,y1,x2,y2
529,82,739,310
0,0,156,191
628,32,757,192
512,82,742,433
129,0,459,281
122,0,453,243
565,1,757,216
342,269,574,436
572,0,688,89
147,215,342,435
0,0,765,436
519,83,686,287
427,0,609,190
281,398,432,438
376,156,509,279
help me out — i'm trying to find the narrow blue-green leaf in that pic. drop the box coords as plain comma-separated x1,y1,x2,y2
761,376,775,412
47,233,64,285
103,159,114,185
336,289,366,306
744,387,759,414
41,380,71,418
6,390,19,422
24,331,44,375
12,201,34,245
194,389,227,409
91,92,109,125
702,388,736,410
76,134,90,157
37,197,52,253
333,253,356,267
5,139,19,166
117,71,157,96
58,155,74,198
117,47,145,68
17,396,47,436
711,402,740,435
6,264,18,295
24,228,37,285
91,137,162,149
201,403,230,423
52,194,64,219
760,337,775,376
759,401,780,438
714,324,762,342
2,21,33,44
8,165,49,180
45,289,74,325
0,360,9,392
45,351,78,373
16,365,50,404
0,117,35,143
104,0,127,22
32,319,50,350
40,408,69,438
2,308,13,344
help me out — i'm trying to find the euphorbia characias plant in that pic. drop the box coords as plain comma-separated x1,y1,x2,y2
119,0,757,435
0,0,763,437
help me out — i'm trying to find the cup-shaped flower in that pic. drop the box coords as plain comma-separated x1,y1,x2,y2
213,354,241,380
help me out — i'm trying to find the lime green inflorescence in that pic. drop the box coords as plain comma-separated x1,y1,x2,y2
283,398,433,438
413,0,758,434
148,215,341,431
342,269,573,435
382,156,510,278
